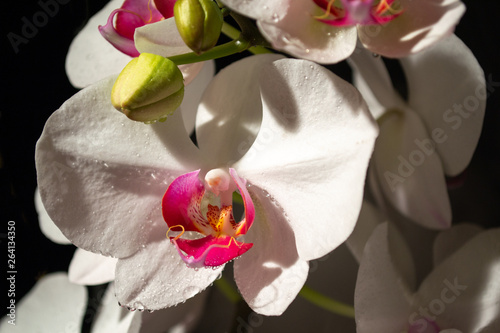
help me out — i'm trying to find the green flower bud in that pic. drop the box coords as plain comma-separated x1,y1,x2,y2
111,53,184,123
174,0,223,54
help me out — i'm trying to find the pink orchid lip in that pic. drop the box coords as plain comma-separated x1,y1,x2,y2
408,318,440,333
162,168,255,269
98,0,171,57
313,0,402,27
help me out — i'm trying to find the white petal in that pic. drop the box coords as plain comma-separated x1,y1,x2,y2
178,61,215,134
348,46,406,119
234,59,378,261
433,223,483,267
400,34,486,176
372,108,451,229
35,77,203,258
224,0,357,63
346,200,385,263
66,0,131,88
355,223,414,332
93,282,208,333
114,239,222,310
92,283,142,333
195,54,284,167
69,248,118,285
35,187,71,245
359,0,466,58
135,18,191,57
417,228,500,332
0,273,87,332
221,0,289,20
234,186,309,315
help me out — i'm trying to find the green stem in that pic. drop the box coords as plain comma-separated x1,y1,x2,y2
214,276,242,304
299,285,355,318
222,21,273,55
169,38,251,65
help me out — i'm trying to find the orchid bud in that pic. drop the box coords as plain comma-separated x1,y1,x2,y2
174,0,223,54
111,53,184,123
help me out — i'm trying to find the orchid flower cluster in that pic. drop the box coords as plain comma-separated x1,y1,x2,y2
7,0,498,332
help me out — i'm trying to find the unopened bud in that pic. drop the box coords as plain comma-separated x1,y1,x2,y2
111,53,184,123
174,0,223,54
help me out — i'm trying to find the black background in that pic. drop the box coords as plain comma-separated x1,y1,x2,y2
2,0,500,329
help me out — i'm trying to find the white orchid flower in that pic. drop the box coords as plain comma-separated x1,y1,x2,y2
35,54,378,315
349,34,485,229
355,222,500,332
220,0,465,64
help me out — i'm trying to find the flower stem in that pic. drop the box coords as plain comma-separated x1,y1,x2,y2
299,285,355,318
221,22,272,55
169,38,251,65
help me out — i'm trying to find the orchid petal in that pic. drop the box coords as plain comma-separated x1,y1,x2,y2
234,58,378,261
433,223,483,267
0,273,87,332
115,239,222,310
234,185,309,315
417,228,500,332
359,0,466,57
345,200,385,263
178,61,215,134
153,0,176,18
163,170,206,233
35,77,202,258
115,0,164,39
99,9,141,57
92,283,142,333
135,18,192,57
92,281,208,333
65,0,131,88
223,0,357,63
355,222,414,332
172,235,253,268
372,108,451,229
195,54,283,166
68,248,118,285
400,34,486,176
35,187,71,245
348,45,406,117
230,168,255,235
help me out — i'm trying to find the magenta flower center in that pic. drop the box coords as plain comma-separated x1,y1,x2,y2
162,169,255,269
313,0,402,27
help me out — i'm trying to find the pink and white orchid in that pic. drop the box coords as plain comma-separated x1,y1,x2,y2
221,0,465,63
355,222,500,332
349,34,485,229
35,54,378,315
